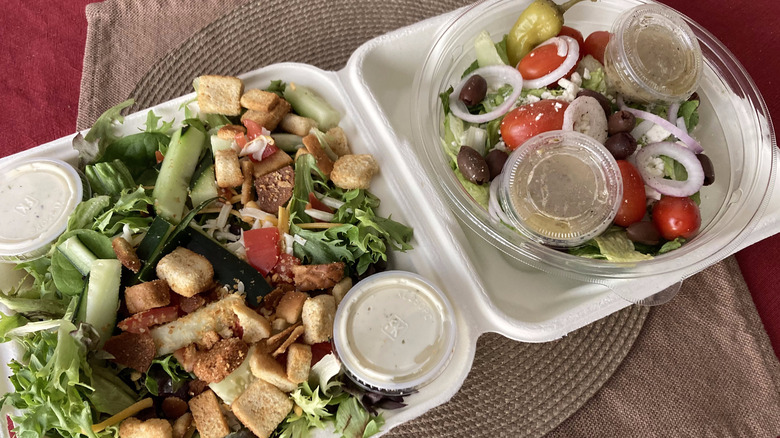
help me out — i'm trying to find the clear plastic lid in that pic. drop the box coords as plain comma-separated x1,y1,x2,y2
332,271,456,394
0,158,84,260
497,131,623,248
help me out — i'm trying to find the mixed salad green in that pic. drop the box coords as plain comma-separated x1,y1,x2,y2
439,7,712,261
1,76,413,438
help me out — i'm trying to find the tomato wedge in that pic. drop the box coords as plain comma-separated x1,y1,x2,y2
244,227,281,276
308,192,334,213
118,306,179,333
614,161,646,227
500,100,569,150
243,119,264,140
271,253,302,284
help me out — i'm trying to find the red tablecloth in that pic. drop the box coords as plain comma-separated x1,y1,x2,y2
2,0,779,357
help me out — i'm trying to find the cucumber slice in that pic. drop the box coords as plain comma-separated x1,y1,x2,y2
475,30,506,67
58,236,98,276
78,259,122,347
210,135,234,155
283,84,341,131
190,164,218,209
209,346,257,404
153,126,206,223
270,133,304,153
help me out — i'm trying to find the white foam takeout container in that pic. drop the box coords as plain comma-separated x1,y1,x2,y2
1,2,779,435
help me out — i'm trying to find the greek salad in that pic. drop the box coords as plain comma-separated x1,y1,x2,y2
440,1,713,261
0,76,414,438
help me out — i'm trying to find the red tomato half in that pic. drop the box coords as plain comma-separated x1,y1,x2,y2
500,100,569,150
613,161,646,227
118,306,179,333
243,119,264,140
244,227,281,275
557,26,585,61
517,44,566,80
651,196,701,240
583,30,611,65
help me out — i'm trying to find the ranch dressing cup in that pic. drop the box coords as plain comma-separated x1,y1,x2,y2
496,131,622,248
0,158,85,261
332,271,456,395
603,4,703,103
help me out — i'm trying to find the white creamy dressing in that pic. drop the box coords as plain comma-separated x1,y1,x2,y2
334,272,455,392
0,159,82,257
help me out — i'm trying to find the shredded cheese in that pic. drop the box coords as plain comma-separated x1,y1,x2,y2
278,205,290,236
297,222,344,229
91,398,154,432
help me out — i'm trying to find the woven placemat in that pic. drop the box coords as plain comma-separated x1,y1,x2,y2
126,1,649,436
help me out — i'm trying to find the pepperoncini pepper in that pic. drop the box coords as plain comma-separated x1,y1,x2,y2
506,0,589,67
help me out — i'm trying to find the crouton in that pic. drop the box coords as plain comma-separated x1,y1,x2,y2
156,248,214,298
275,290,308,324
197,75,243,116
240,158,255,205
104,331,155,372
119,417,172,438
193,337,249,384
171,413,193,438
286,343,312,384
216,124,245,140
279,113,317,136
232,379,293,438
302,134,334,176
177,293,205,314
232,302,271,343
240,89,281,112
162,397,189,420
254,165,294,214
188,389,230,438
331,277,352,306
301,295,336,345
240,99,291,131
292,262,345,292
272,325,304,357
249,350,298,393
151,294,242,356
326,126,350,156
261,286,288,312
252,150,294,179
265,322,301,354
271,317,290,333
330,154,379,190
214,149,244,188
112,236,141,273
196,330,221,350
174,344,199,372
125,279,171,314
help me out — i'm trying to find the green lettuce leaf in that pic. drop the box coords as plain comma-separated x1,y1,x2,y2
678,99,700,131
83,98,135,162
454,170,489,210
0,312,28,342
593,230,654,262
97,132,170,180
581,67,607,94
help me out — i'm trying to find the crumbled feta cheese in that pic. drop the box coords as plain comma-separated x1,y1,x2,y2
645,186,662,202
557,76,581,102
493,141,508,152
643,124,672,144
644,156,665,178
525,94,541,104
583,68,592,80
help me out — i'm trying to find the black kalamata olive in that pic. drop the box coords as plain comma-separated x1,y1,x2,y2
576,89,612,116
626,221,661,246
485,149,509,180
688,91,700,102
459,74,488,106
604,132,637,160
607,110,636,135
697,153,715,186
457,146,490,185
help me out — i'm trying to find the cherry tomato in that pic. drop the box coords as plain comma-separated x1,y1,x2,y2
517,44,566,80
613,161,646,227
117,306,179,333
308,192,334,213
651,196,701,240
500,100,569,150
557,26,584,60
244,227,281,275
583,31,611,65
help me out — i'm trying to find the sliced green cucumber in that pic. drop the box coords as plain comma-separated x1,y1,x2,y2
190,164,218,209
153,126,206,223
270,133,304,153
78,259,122,347
58,236,98,276
283,84,341,131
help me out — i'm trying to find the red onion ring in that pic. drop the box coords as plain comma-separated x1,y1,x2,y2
620,105,704,153
522,36,579,90
635,142,704,197
449,65,524,124
667,101,680,125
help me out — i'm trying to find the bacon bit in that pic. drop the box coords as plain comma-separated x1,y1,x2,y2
155,150,165,164
117,306,179,333
104,332,156,372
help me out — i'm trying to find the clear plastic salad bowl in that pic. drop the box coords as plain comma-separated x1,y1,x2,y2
411,0,776,297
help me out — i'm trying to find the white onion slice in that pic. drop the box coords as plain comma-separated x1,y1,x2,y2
635,142,704,197
522,36,579,90
620,105,704,153
305,209,335,222
667,102,680,125
449,65,524,124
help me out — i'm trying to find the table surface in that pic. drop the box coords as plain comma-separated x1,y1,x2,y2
2,0,779,359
